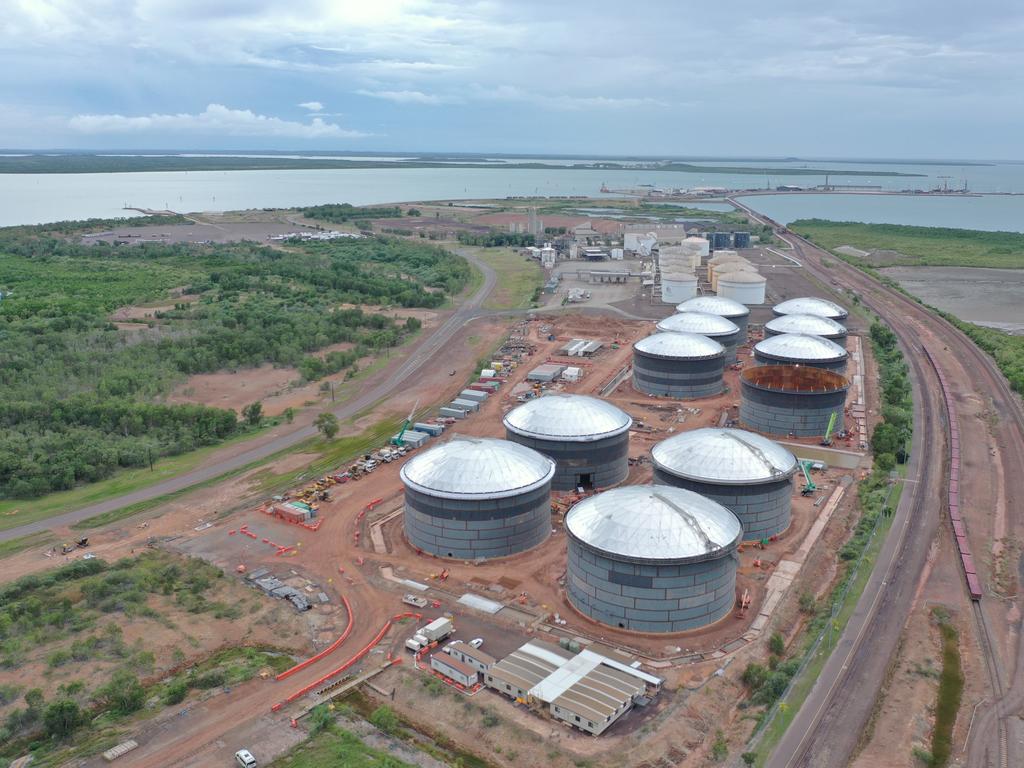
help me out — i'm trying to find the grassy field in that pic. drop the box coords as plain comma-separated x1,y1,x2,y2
270,723,413,768
791,219,1024,269
930,610,964,766
464,246,543,310
0,530,57,559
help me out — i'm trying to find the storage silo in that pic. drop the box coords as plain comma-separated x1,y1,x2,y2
732,232,751,248
764,314,848,349
753,333,849,373
655,312,742,364
676,295,751,340
772,297,848,321
717,272,767,305
740,366,849,438
503,394,632,491
711,261,756,293
565,485,742,632
710,232,732,250
660,271,699,303
632,332,726,399
651,428,798,540
401,436,555,560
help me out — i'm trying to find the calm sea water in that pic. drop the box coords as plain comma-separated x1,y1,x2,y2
1,160,1023,230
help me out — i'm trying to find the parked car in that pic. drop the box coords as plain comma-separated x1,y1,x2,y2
234,749,257,767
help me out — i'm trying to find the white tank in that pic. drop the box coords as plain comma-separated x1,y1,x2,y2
661,273,698,304
711,261,755,292
718,271,767,305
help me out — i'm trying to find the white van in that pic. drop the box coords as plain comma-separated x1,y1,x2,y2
235,749,257,767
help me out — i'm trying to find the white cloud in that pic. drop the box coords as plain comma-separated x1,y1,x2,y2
69,103,369,139
298,101,324,111
356,89,448,105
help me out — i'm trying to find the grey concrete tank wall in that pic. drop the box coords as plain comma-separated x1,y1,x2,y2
764,326,848,349
404,482,551,560
505,431,629,491
632,350,726,399
728,315,749,342
566,539,737,633
740,375,848,438
712,331,742,364
651,469,793,540
753,350,848,374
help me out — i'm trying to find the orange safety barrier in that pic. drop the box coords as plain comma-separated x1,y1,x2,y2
366,498,383,511
276,618,394,707
275,595,355,682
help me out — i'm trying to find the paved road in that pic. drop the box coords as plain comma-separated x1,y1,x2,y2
0,249,497,542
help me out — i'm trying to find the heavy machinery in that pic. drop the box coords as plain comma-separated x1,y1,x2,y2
800,460,817,496
391,400,419,446
821,412,837,446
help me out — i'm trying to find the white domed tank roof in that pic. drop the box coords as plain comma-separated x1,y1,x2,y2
773,297,848,320
503,394,632,443
675,296,750,319
401,436,555,500
565,485,742,562
651,427,798,485
656,312,739,337
634,332,725,360
755,333,848,362
765,314,847,337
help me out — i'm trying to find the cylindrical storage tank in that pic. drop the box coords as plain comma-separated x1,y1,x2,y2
660,272,698,304
565,485,742,633
740,366,849,438
651,428,798,540
503,394,632,491
764,314,848,349
676,295,751,340
711,261,756,292
772,297,848,321
710,232,732,249
632,332,726,399
401,436,555,560
655,312,741,364
753,333,849,373
733,232,751,248
718,271,768,306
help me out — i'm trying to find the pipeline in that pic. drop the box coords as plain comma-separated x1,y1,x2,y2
275,595,354,681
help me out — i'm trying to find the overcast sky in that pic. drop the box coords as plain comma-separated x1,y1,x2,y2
2,0,1022,158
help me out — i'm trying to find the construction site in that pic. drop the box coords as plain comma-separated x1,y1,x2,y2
4,199,1020,768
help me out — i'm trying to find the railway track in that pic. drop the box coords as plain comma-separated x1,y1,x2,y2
731,199,1024,767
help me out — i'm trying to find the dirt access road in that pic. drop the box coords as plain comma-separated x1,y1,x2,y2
731,199,1024,768
0,248,497,543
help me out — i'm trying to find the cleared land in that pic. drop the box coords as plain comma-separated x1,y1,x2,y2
457,246,543,310
880,266,1024,332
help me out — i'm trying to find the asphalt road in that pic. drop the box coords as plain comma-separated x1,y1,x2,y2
0,248,497,543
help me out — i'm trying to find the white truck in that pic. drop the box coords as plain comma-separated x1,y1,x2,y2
404,616,454,652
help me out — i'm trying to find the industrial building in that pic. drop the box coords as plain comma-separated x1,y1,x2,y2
565,485,743,632
444,640,495,674
740,366,849,438
503,394,632,491
484,640,662,735
632,332,726,399
717,271,767,305
772,297,849,321
401,436,556,559
651,428,798,541
764,313,848,348
675,295,751,339
655,312,742,364
753,333,849,373
430,653,478,687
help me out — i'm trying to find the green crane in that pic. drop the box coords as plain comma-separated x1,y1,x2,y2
391,399,419,446
821,411,837,446
800,460,817,496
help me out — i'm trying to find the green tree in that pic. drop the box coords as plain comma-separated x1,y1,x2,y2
242,401,264,427
711,730,728,761
43,699,85,740
314,412,340,439
97,669,145,715
871,423,902,455
769,632,786,656
741,752,757,767
162,677,189,706
309,703,333,735
407,208,422,217
283,407,295,424
24,688,44,714
369,705,399,734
